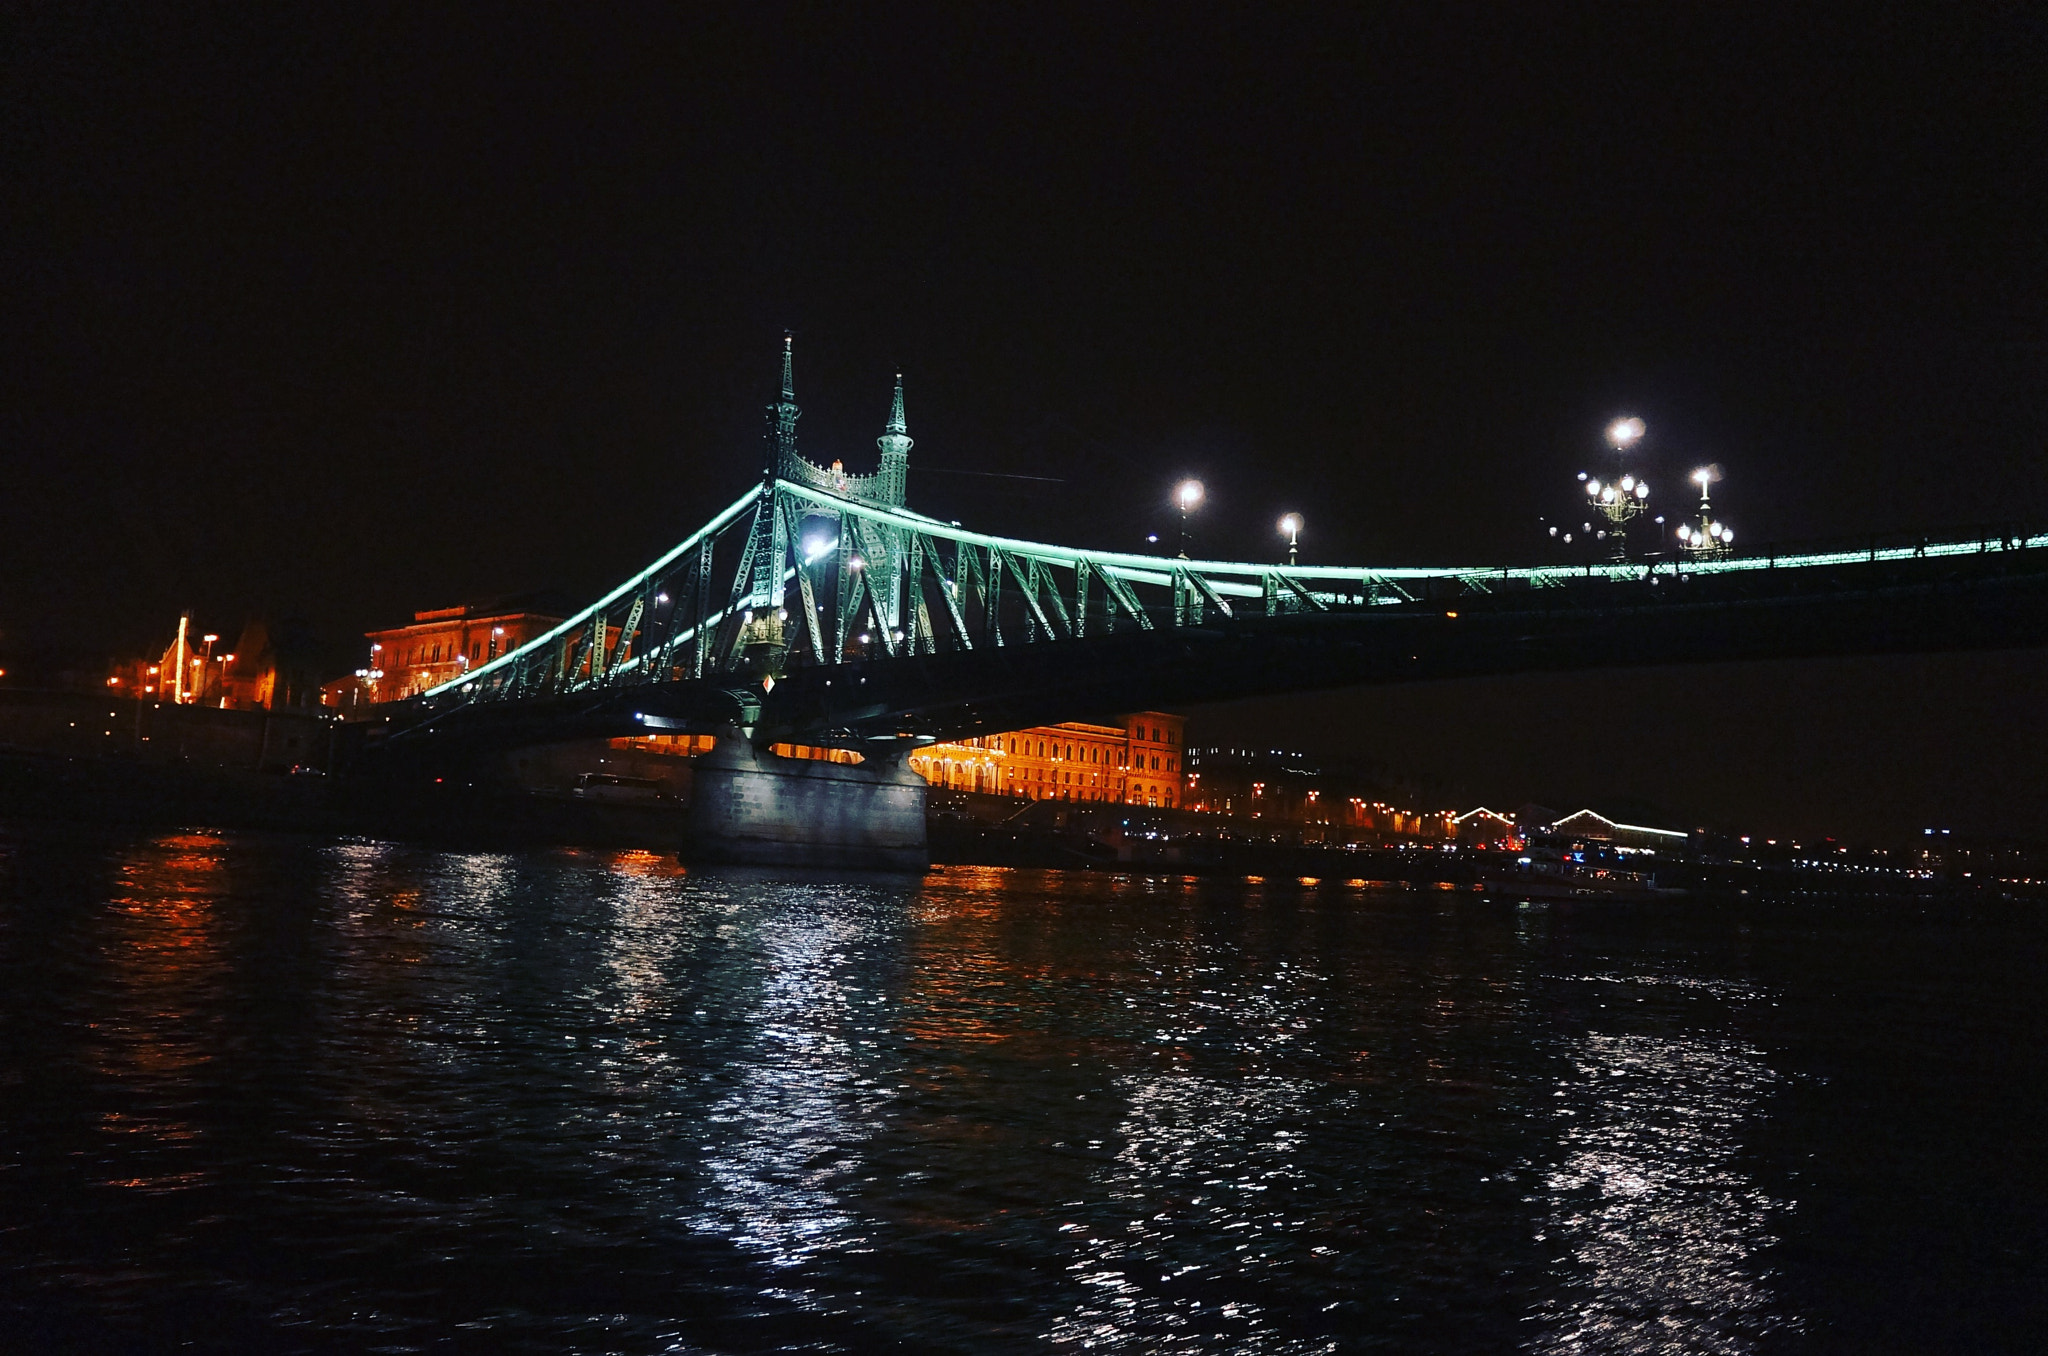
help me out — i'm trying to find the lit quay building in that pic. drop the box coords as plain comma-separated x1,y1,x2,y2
327,594,564,707
907,712,1187,807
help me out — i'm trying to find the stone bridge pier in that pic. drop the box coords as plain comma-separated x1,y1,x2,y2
684,732,928,871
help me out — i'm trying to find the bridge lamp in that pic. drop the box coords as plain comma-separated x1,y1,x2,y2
1278,513,1303,566
1681,470,1732,557
1606,417,1646,450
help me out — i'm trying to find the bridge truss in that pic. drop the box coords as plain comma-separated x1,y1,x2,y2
410,476,2048,748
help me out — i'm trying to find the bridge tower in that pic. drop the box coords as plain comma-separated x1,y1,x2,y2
742,336,800,654
875,373,913,508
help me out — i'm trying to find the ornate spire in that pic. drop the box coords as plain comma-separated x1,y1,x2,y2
875,371,913,507
766,333,801,478
884,372,908,435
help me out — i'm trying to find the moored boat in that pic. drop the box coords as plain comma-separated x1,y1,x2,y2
1478,851,1682,902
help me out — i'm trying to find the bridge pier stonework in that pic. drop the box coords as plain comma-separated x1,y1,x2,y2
684,732,928,871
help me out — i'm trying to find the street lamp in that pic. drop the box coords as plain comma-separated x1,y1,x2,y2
1676,467,1733,557
1278,513,1303,566
1581,418,1649,559
1606,417,1645,450
1175,479,1204,558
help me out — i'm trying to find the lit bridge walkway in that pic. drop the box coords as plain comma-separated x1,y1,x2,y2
384,475,2048,758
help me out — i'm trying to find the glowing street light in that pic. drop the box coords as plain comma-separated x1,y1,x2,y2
1579,419,1649,559
1175,479,1204,558
1278,513,1303,566
1607,416,1646,450
1678,467,1733,557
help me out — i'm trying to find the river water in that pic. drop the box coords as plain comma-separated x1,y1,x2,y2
1,823,2042,1354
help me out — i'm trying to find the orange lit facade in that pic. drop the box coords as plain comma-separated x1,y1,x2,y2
909,712,1187,806
1183,747,1457,843
339,599,564,705
131,617,282,710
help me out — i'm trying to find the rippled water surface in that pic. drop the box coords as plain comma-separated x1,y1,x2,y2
2,823,2043,1353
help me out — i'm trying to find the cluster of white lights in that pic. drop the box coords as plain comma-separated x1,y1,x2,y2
1676,521,1733,546
1585,474,1650,505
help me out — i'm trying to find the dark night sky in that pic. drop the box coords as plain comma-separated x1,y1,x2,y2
4,5,2045,840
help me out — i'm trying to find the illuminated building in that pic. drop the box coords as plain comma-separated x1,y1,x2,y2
1546,808,1689,850
1185,746,1456,843
143,616,285,709
1453,806,1522,848
909,712,1187,806
339,595,564,705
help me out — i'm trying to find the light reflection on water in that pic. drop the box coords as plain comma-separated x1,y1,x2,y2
688,884,901,1274
1045,943,1332,1352
1529,1026,1794,1354
5,831,2035,1352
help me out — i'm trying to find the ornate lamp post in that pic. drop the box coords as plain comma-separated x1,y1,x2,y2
1675,467,1734,556
1581,417,1649,560
1277,513,1303,566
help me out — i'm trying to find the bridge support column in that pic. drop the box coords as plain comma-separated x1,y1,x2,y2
685,733,928,871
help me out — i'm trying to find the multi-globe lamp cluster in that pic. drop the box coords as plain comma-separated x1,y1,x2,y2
1175,415,1731,571
1676,467,1733,554
1547,416,1734,562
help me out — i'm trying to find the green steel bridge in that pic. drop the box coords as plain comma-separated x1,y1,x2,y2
387,344,2048,758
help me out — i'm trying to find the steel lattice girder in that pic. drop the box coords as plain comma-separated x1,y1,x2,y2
421,478,2048,722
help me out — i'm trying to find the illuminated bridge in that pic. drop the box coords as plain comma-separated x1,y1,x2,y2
391,345,2048,762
